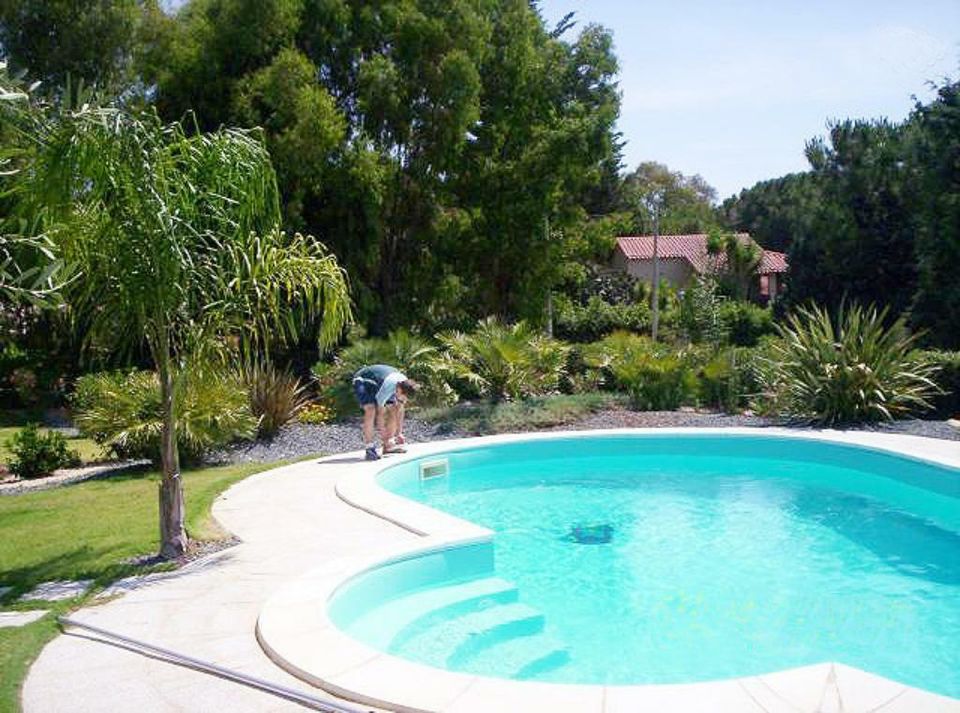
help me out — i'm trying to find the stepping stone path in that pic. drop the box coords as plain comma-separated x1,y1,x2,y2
0,610,48,628
95,573,165,599
20,579,93,602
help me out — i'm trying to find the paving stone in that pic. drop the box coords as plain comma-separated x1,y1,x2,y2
0,610,49,628
20,580,94,602
95,573,167,599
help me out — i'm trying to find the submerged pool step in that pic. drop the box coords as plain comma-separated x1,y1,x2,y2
460,632,571,680
348,577,519,649
397,601,546,668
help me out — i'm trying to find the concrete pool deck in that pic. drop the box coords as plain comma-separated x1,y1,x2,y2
23,428,960,712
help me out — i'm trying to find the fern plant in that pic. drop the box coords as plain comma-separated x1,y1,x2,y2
762,304,940,424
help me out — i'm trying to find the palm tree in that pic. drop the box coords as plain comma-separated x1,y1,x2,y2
707,230,761,301
13,106,351,558
0,64,69,305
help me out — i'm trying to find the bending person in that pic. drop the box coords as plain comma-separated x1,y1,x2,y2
352,364,419,461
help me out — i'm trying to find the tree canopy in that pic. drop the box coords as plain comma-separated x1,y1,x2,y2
724,77,960,346
135,0,622,332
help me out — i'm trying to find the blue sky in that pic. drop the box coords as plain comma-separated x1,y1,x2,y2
538,0,960,201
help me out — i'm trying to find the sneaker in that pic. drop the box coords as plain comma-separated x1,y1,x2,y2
383,445,407,454
364,447,381,461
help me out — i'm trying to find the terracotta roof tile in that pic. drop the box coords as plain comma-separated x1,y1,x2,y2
615,233,787,275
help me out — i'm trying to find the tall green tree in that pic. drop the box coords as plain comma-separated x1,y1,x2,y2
142,0,622,332
0,0,148,92
10,105,351,558
722,172,821,253
909,79,960,347
454,8,621,320
792,119,917,316
622,161,721,235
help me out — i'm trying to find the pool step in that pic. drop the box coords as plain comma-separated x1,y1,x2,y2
455,631,571,680
397,601,546,667
349,577,518,649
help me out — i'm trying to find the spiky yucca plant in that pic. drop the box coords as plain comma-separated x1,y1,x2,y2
764,304,940,424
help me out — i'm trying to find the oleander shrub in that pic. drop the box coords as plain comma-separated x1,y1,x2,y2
583,332,698,410
760,304,940,424
73,368,256,463
4,423,81,478
239,361,310,437
438,318,571,401
718,301,776,347
554,294,651,343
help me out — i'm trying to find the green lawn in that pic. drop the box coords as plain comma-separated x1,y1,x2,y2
0,427,104,468
0,458,299,712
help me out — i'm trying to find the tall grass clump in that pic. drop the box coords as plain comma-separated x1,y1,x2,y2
762,304,940,424
239,361,310,437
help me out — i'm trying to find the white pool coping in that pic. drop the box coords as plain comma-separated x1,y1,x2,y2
257,428,960,713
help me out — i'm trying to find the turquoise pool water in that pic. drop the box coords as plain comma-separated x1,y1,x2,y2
330,435,960,697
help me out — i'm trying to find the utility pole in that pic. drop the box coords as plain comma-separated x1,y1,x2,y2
644,191,664,342
545,215,553,337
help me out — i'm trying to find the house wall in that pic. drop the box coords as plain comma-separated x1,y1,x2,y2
620,257,695,288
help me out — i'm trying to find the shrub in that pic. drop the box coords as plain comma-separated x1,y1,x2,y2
914,350,960,418
761,304,940,424
298,401,335,425
718,301,775,347
583,332,698,410
239,362,309,437
679,276,725,345
4,424,80,479
554,294,651,343
438,318,571,401
697,347,765,413
73,368,256,463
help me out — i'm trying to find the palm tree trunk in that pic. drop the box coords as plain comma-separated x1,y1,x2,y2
156,349,187,559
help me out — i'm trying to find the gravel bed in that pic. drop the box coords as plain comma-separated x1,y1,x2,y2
211,418,466,464
0,460,149,496
214,410,958,465
570,409,960,441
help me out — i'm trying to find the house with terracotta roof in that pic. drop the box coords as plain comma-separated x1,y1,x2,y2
612,232,788,302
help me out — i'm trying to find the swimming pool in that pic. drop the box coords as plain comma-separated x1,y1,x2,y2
326,434,960,698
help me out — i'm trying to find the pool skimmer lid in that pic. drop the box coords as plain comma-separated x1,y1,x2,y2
566,523,614,545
